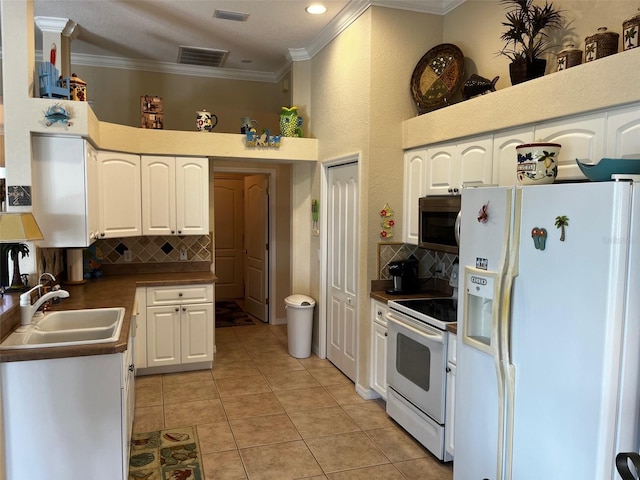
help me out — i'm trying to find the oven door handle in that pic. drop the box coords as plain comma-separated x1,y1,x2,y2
386,313,445,344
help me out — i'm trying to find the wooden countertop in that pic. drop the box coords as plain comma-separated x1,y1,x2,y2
0,271,216,363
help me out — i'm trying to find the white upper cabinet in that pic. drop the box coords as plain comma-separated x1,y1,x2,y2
605,105,640,159
493,127,535,186
97,151,142,238
31,135,100,247
141,156,209,236
426,143,457,196
425,136,493,196
534,114,605,181
403,149,427,244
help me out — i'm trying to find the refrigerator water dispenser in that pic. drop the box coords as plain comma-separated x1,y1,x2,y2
462,267,497,354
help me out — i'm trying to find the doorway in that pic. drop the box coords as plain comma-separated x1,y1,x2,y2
213,169,275,323
320,157,360,382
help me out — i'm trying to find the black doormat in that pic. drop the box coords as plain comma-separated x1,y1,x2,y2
215,300,255,328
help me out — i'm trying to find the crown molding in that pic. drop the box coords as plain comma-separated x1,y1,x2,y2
34,16,77,37
371,0,466,15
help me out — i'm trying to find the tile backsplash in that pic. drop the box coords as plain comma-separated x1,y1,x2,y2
94,235,212,264
378,243,458,281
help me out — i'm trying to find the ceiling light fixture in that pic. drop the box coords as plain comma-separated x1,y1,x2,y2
305,4,327,15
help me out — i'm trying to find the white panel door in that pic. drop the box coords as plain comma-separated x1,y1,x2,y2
403,149,427,244
141,155,175,235
534,113,605,181
146,305,181,367
327,162,358,381
605,105,640,158
426,143,456,195
493,127,535,186
244,175,268,322
180,303,214,363
214,177,245,300
97,151,141,238
457,135,494,188
176,157,209,235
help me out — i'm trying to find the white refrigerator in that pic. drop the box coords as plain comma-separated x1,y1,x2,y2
453,180,640,480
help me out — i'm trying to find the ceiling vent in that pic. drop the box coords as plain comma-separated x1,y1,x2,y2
177,46,229,68
214,10,250,22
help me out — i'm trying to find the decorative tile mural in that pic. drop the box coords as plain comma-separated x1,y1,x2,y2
378,243,458,280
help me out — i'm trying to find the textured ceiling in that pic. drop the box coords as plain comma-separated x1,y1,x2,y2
26,0,465,81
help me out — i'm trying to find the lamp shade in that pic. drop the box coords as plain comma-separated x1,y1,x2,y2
0,212,44,242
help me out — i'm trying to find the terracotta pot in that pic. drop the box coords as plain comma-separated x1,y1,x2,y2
509,58,547,85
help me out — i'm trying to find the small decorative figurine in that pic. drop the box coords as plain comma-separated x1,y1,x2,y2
43,103,73,127
279,106,303,137
462,74,499,100
196,109,218,132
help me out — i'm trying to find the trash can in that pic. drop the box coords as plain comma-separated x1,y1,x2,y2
285,294,316,358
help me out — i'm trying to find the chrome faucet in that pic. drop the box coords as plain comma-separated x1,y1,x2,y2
19,285,70,327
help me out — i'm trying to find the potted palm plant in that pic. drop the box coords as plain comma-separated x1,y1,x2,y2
499,0,565,85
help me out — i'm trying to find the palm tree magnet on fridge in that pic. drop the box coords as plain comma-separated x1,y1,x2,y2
555,215,569,241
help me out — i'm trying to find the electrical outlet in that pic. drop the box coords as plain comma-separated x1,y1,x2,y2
123,250,132,262
179,249,187,261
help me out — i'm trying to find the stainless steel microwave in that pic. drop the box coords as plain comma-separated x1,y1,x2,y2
418,195,461,253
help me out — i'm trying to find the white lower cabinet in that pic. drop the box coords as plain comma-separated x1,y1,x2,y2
1,331,135,480
142,284,215,372
370,299,389,399
445,332,457,459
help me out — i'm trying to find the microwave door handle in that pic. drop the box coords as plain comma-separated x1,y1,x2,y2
455,210,462,246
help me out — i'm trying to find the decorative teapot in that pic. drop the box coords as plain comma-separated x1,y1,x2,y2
241,117,258,134
196,109,218,132
279,106,303,137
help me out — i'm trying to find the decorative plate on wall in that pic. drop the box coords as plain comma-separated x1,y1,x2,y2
410,43,465,112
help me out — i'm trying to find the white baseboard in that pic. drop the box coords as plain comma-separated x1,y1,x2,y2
271,316,287,326
356,383,382,400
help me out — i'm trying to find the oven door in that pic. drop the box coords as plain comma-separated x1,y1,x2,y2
386,310,447,424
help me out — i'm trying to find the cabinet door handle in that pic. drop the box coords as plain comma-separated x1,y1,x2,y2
129,364,135,372
178,293,183,297
446,367,451,373
100,232,105,237
377,310,383,316
178,230,182,234
175,307,179,312
384,332,388,337
171,230,175,234
182,307,186,312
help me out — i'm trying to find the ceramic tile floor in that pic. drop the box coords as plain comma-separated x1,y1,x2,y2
132,320,454,480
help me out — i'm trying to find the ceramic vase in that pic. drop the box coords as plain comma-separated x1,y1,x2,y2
279,106,303,137
516,142,561,185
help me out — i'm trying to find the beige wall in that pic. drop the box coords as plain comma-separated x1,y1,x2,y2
69,64,291,133
444,0,637,91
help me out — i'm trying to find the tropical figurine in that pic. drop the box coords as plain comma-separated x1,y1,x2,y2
279,106,303,137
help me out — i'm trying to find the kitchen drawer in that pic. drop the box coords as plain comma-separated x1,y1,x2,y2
372,299,389,327
448,332,457,365
146,284,213,306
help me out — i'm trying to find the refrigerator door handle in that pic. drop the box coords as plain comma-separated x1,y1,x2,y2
455,210,462,247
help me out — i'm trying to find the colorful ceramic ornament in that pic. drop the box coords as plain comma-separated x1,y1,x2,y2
279,106,303,137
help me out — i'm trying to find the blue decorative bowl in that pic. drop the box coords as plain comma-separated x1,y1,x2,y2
576,158,640,181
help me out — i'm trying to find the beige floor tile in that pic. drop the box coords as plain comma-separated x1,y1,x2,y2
163,379,219,404
255,357,305,376
215,374,272,398
342,401,395,430
213,360,262,379
274,387,338,412
327,464,406,480
248,349,292,365
221,392,285,419
242,335,284,349
229,413,301,448
305,431,390,473
215,349,253,364
325,384,368,406
366,426,428,462
239,440,323,480
215,328,240,342
132,405,164,433
135,374,163,388
288,406,361,439
164,398,227,428
197,421,237,454
264,370,321,391
202,450,248,480
393,457,453,480
307,367,353,386
162,369,213,385
135,383,163,407
297,355,334,369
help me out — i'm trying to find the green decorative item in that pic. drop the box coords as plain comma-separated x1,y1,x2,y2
498,0,565,85
555,215,569,241
279,106,303,137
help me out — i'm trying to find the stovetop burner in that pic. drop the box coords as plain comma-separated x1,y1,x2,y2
389,298,458,329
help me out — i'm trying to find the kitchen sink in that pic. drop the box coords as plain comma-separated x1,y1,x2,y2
0,307,125,350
